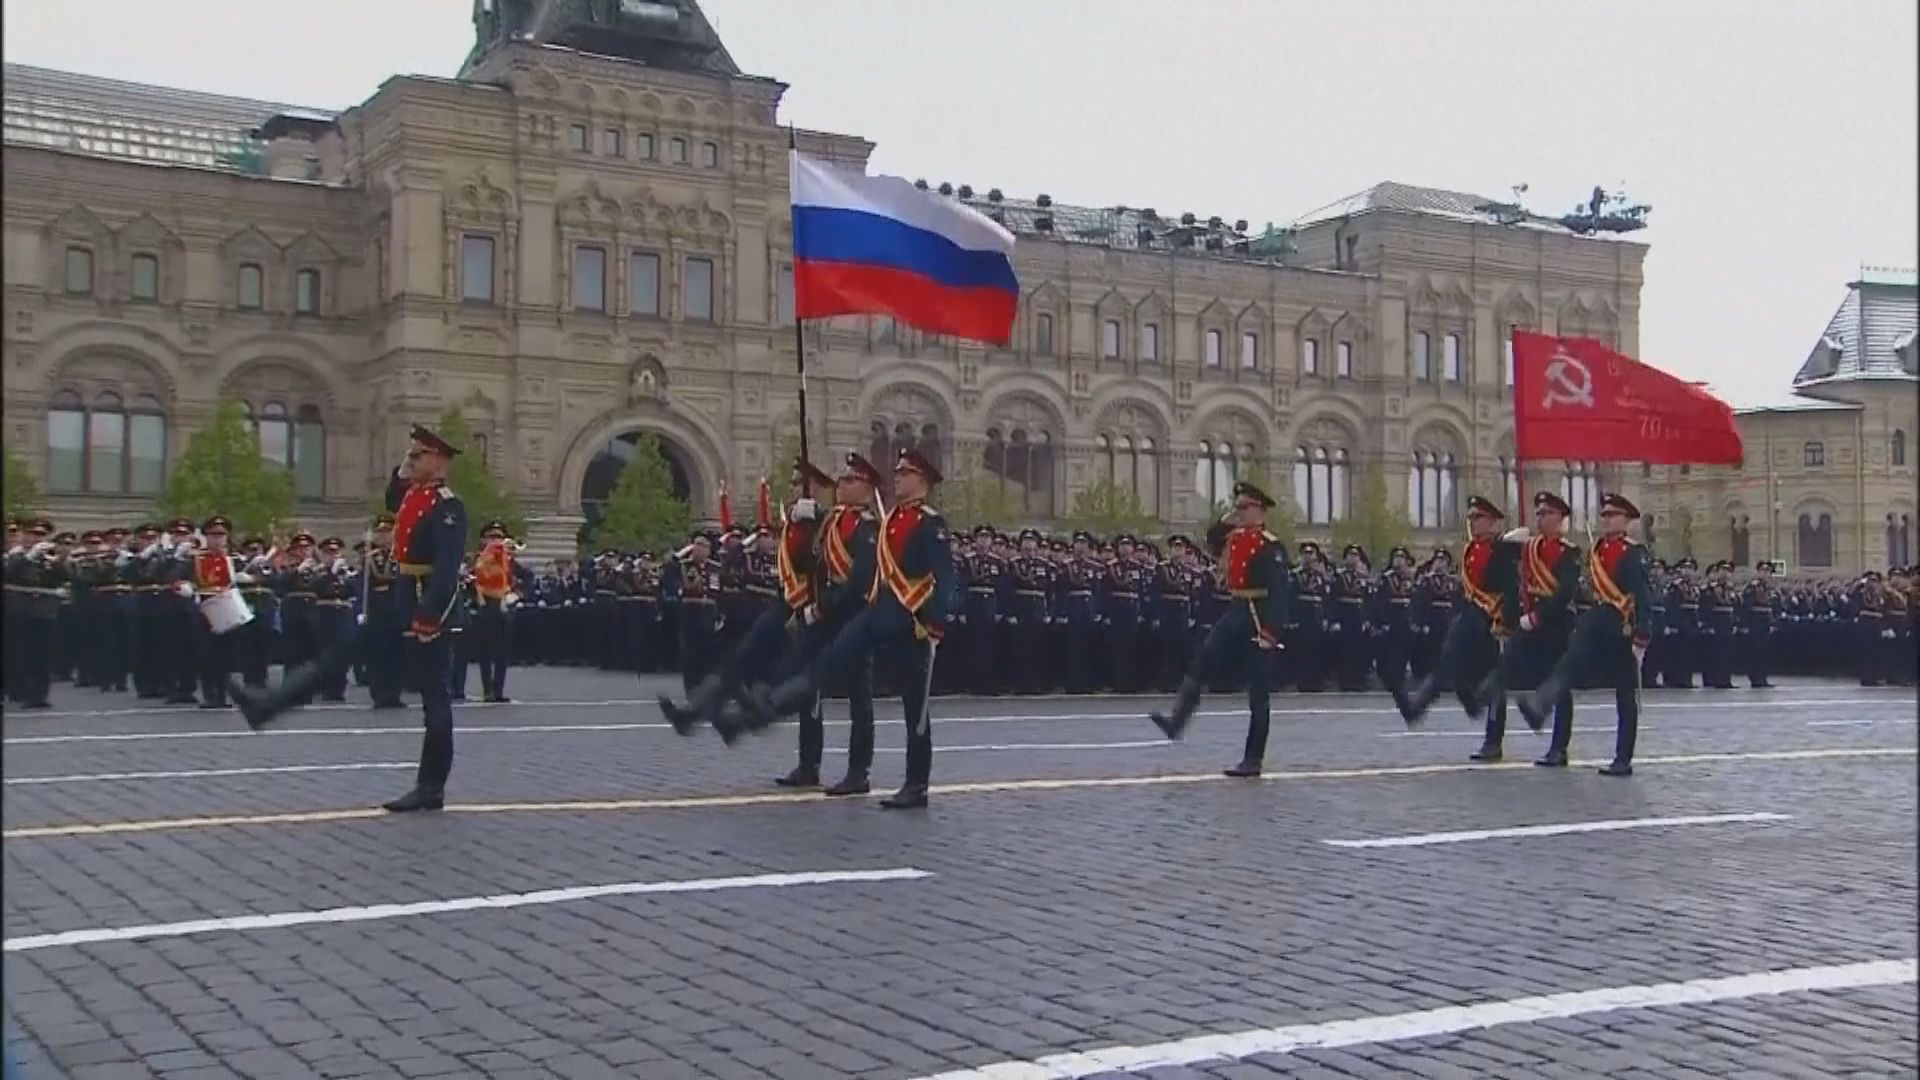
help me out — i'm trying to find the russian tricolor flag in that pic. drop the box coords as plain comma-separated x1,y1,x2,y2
790,151,1019,346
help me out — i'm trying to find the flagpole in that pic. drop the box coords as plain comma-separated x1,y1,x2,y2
789,126,811,469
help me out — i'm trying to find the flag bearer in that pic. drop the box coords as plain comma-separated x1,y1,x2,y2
1474,491,1582,764
1391,496,1515,758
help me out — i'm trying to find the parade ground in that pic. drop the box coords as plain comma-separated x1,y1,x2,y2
4,674,1916,1079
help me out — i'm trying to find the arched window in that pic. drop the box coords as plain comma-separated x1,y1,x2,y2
46,388,167,495
1562,461,1600,521
1294,444,1350,525
294,404,326,498
1803,441,1825,468
1888,513,1913,568
1413,331,1431,380
1894,430,1908,467
257,401,292,470
1195,441,1248,511
1408,451,1458,529
1730,515,1751,568
1797,512,1834,569
237,263,264,309
1443,333,1463,382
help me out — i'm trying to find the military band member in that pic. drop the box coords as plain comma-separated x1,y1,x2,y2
234,536,278,690
1477,491,1582,763
5,519,63,708
310,537,356,703
364,515,407,708
234,424,469,814
470,520,518,703
1517,494,1653,776
743,448,956,810
1149,481,1292,777
189,516,240,709
1393,497,1516,754
675,531,723,694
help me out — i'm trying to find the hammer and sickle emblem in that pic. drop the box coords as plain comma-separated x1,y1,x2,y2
1541,349,1595,409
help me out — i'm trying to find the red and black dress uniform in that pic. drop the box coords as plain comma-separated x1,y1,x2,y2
1150,481,1293,778
190,516,240,708
1479,491,1584,765
747,448,956,809
1393,497,1517,748
781,452,883,795
1519,494,1654,776
233,425,468,814
660,459,833,747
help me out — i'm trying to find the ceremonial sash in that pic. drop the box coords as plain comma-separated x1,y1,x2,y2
1589,544,1634,628
1522,537,1560,601
820,507,855,583
867,507,935,614
776,522,812,609
1460,569,1502,628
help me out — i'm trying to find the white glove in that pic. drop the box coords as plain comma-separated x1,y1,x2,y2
234,572,256,585
789,499,820,523
803,604,821,625
1502,528,1532,543
175,582,194,599
1520,613,1537,632
1632,642,1647,666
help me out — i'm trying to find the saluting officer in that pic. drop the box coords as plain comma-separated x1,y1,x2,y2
1149,481,1292,778
234,424,469,813
1517,494,1654,776
743,448,956,810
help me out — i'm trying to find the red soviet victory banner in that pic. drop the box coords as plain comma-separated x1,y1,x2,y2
1512,331,1743,466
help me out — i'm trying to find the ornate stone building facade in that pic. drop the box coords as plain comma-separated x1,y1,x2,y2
1637,269,1917,577
2,2,1650,557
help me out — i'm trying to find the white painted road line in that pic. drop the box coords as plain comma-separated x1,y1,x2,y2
9,696,1916,747
5,762,416,786
1381,725,1628,739
2,867,932,953
1808,717,1918,727
1324,812,1793,850
3,745,1173,785
909,957,1918,1080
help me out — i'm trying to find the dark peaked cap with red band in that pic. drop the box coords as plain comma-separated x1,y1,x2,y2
894,447,943,484
1600,492,1641,519
1232,480,1274,508
840,452,882,487
409,424,461,457
1467,495,1505,520
1533,490,1572,515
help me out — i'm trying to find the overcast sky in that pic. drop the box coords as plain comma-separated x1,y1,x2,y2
6,0,1914,406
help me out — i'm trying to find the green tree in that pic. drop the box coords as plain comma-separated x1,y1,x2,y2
437,408,524,551
4,443,39,522
1061,476,1160,538
938,454,1020,529
592,432,691,555
162,398,294,537
1331,461,1413,561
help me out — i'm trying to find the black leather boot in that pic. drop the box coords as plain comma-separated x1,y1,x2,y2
1149,676,1205,740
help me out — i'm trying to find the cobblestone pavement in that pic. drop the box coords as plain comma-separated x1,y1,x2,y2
4,672,1915,1079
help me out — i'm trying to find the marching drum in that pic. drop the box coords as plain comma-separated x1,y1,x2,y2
201,587,255,635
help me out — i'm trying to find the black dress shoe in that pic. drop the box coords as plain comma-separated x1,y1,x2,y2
878,783,928,809
824,773,871,797
489,695,511,704
774,767,820,788
1149,711,1186,740
1469,744,1504,762
370,699,407,710
1598,760,1633,777
657,696,700,736
1534,749,1569,768
1223,760,1262,778
196,700,223,710
381,788,445,813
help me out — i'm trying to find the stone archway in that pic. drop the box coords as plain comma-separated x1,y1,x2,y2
555,401,726,521
579,432,694,512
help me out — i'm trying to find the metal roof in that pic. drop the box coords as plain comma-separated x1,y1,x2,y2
1291,180,1647,239
1793,272,1920,386
2,63,327,171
